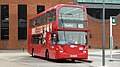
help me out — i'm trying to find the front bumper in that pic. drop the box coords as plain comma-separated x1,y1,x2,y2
55,51,88,59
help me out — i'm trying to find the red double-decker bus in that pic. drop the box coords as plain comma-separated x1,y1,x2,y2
28,4,89,61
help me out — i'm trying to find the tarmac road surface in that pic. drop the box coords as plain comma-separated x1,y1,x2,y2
0,49,120,67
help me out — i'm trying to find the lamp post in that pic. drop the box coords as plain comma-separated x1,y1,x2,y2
102,0,105,66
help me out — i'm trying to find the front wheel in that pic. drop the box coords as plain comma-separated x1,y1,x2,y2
45,51,49,60
71,59,75,62
32,49,35,57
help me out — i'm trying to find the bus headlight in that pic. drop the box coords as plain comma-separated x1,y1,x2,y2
59,50,64,53
79,47,83,50
83,51,86,53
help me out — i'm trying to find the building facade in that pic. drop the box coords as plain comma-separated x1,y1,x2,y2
77,0,120,48
0,0,120,49
0,0,73,49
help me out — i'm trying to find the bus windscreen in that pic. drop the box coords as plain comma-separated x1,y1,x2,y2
57,31,87,45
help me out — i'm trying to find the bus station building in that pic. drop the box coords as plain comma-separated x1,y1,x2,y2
0,0,120,49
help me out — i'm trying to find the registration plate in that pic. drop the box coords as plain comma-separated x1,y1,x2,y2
70,55,77,57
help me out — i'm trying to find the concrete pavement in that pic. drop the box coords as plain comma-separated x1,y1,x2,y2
0,49,120,67
0,50,32,67
89,49,120,67
0,60,32,67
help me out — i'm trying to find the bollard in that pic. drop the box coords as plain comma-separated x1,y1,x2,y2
23,45,24,52
115,45,118,49
89,44,91,49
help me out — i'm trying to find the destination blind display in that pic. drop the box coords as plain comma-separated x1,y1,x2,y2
63,23,86,28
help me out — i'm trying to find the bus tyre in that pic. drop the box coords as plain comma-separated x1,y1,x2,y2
32,49,34,57
71,59,75,62
45,51,49,60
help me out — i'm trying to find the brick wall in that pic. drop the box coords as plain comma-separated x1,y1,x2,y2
0,0,74,49
88,15,120,48
0,0,120,49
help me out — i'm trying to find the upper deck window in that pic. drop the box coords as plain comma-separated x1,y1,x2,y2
59,7,86,21
58,7,86,28
29,10,56,28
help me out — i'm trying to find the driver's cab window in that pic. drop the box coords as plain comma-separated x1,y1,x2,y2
51,32,57,45
57,35,68,44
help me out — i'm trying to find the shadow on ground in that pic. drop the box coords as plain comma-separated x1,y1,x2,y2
32,56,92,63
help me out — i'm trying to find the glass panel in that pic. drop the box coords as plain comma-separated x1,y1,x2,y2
94,0,103,3
87,8,120,19
30,10,56,28
51,10,56,22
59,7,86,21
42,14,47,24
112,0,120,3
77,0,120,3
47,12,52,23
18,5,27,39
77,0,92,2
58,6,86,28
105,0,111,3
37,5,45,14
57,31,87,45
1,5,9,40
83,0,92,2
46,10,56,23
77,0,83,2
31,34,43,44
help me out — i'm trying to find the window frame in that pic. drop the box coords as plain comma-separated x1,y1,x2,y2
1,5,9,40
